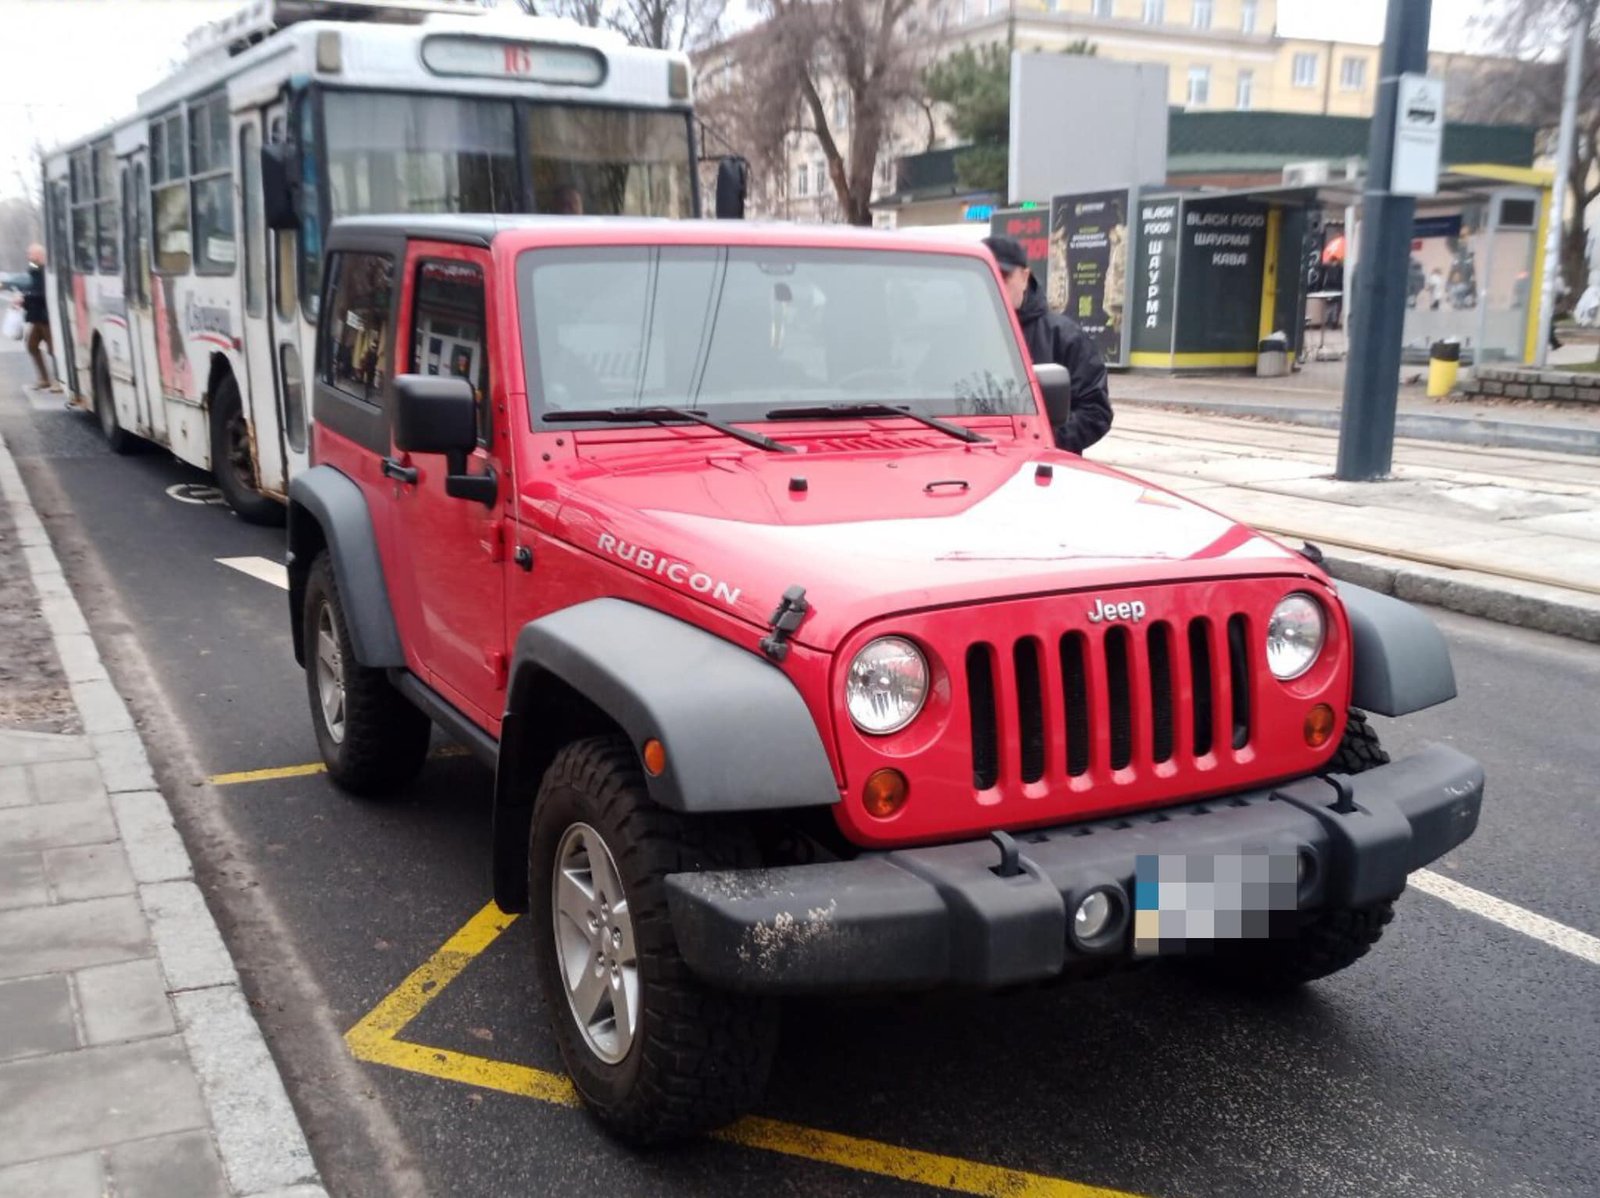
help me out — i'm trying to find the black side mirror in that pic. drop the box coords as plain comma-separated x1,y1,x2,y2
261,142,300,232
394,375,497,505
715,156,747,220
1034,363,1072,431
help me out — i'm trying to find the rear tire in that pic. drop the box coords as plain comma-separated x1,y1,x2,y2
529,736,778,1145
210,375,285,526
302,552,431,796
1193,709,1398,990
93,348,134,455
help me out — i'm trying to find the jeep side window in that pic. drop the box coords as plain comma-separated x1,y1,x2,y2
320,251,394,404
409,259,490,444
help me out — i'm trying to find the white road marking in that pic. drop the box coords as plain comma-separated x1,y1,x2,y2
1414,869,1600,968
217,556,288,590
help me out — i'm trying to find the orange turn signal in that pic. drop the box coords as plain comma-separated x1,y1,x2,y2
862,769,910,819
641,739,667,777
1304,704,1335,749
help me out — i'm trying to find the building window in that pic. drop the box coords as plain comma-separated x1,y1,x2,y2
1236,69,1254,110
795,162,808,197
1340,56,1367,91
878,156,895,189
1241,0,1257,33
815,160,828,194
1187,65,1210,107
1142,0,1163,22
1091,0,1112,15
1192,0,1212,29
833,93,849,130
1292,52,1318,89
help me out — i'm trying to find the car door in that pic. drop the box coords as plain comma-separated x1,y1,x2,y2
387,244,509,727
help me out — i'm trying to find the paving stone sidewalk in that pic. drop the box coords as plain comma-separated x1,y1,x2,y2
0,426,326,1197
1088,408,1600,642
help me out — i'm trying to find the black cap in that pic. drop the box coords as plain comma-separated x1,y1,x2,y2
982,235,1029,273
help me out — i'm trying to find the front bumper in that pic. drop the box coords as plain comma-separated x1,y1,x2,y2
664,745,1484,993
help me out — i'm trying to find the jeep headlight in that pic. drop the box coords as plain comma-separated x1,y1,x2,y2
845,637,929,735
1266,593,1325,680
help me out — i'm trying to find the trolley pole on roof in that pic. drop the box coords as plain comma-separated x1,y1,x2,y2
1335,0,1433,481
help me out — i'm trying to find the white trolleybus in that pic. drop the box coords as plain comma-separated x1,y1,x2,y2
43,0,739,522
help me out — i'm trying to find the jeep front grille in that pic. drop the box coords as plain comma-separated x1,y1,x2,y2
965,616,1254,791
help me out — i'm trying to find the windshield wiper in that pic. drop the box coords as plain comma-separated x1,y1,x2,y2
764,403,989,445
544,406,797,454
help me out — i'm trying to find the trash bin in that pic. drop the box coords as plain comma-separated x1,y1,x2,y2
1257,334,1290,378
1427,339,1461,397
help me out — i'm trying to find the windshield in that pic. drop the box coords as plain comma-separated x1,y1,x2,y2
323,93,693,219
518,247,1035,422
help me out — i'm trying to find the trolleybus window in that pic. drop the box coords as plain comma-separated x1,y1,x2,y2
527,105,691,219
241,125,265,317
69,148,95,272
94,142,119,274
150,110,190,273
188,90,235,274
325,92,519,217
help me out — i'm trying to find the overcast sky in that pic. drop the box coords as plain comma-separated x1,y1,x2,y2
0,0,1504,201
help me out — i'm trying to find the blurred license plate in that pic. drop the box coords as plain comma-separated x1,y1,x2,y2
1131,850,1299,957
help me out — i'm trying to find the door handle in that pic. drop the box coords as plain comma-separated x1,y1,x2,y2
382,457,419,485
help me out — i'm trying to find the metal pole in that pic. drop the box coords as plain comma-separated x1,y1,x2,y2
1535,9,1588,367
1335,0,1432,481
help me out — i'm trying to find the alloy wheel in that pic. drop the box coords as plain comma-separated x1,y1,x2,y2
552,822,639,1065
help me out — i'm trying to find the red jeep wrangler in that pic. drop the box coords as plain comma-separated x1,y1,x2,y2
287,216,1484,1143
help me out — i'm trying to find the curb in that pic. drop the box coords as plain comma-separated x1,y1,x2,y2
0,429,328,1198
1118,394,1600,457
1317,546,1600,644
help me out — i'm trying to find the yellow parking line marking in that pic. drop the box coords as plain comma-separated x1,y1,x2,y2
345,903,1147,1197
208,745,472,786
209,762,328,785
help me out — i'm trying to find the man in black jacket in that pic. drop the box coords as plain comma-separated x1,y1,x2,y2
983,235,1112,453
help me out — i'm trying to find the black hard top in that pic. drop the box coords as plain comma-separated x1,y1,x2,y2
326,213,683,248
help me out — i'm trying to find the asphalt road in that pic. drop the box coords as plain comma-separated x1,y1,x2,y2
4,352,1598,1198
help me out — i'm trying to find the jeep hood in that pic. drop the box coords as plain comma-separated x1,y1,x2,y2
548,443,1313,649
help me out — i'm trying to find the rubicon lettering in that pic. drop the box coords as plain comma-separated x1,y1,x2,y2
597,533,742,607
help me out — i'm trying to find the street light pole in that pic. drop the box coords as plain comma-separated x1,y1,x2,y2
1535,7,1590,368
1335,0,1432,481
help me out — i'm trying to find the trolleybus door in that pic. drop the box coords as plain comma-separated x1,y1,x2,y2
237,110,285,496
265,100,310,489
124,152,167,444
45,178,79,394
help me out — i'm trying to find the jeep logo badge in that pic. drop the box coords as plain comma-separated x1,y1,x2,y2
1088,598,1147,624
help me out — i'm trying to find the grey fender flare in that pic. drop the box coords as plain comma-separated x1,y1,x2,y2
1335,582,1457,717
491,598,839,911
285,466,404,669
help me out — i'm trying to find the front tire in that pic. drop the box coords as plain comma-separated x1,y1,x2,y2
210,375,285,526
1195,709,1398,990
302,553,430,796
530,736,778,1144
93,349,134,455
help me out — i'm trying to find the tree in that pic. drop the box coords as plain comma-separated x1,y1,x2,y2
543,0,726,49
922,40,1094,195
719,0,931,226
1459,0,1600,301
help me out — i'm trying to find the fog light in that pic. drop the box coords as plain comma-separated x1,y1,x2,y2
1304,703,1335,748
862,769,909,818
641,739,667,777
1074,891,1113,940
